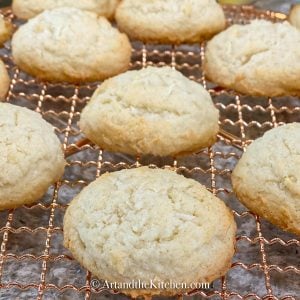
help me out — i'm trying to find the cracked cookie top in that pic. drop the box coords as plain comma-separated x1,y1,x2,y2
64,167,236,297
12,7,131,83
232,123,300,235
80,66,219,157
116,0,225,44
0,103,65,209
204,20,300,97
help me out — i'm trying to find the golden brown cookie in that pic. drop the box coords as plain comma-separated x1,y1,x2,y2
0,15,13,46
12,0,121,20
0,59,10,100
232,123,300,235
0,103,66,210
12,7,131,83
204,20,300,97
116,0,226,44
80,67,219,156
64,167,237,297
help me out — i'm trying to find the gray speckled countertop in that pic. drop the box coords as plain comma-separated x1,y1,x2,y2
0,1,299,300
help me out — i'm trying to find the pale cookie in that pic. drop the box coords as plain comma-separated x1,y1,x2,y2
0,59,10,100
289,4,300,30
204,20,300,97
12,0,121,20
64,167,236,298
0,103,66,210
116,0,226,44
232,123,300,235
12,7,131,83
80,67,219,157
0,15,13,46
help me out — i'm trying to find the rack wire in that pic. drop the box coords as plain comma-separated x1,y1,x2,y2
0,5,299,300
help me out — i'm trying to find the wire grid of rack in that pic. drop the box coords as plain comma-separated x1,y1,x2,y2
0,5,299,300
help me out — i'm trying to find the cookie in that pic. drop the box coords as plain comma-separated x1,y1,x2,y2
0,103,66,210
116,0,226,44
289,4,300,30
0,59,10,100
12,0,121,20
0,15,13,46
232,123,300,235
80,67,219,157
64,167,236,297
12,7,131,83
204,20,300,97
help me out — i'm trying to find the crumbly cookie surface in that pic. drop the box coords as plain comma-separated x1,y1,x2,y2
0,15,13,46
204,20,300,97
116,0,225,44
232,123,300,235
0,103,66,210
12,7,131,83
64,167,236,297
80,67,219,156
0,59,10,100
12,0,121,19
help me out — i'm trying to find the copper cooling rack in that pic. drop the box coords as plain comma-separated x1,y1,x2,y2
0,5,299,300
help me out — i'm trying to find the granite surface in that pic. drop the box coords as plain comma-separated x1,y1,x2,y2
0,1,299,300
